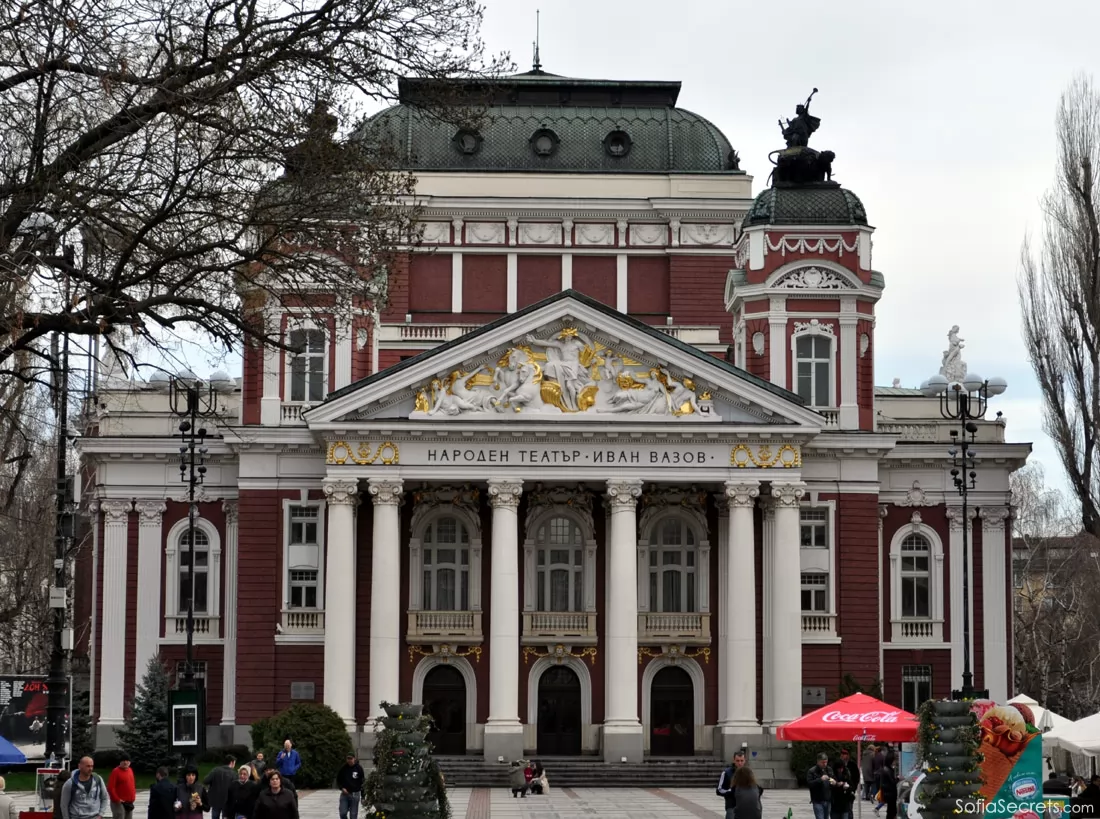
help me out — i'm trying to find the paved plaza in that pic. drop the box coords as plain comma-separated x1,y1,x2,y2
5,785,824,819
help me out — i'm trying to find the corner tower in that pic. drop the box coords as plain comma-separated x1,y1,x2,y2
725,91,883,431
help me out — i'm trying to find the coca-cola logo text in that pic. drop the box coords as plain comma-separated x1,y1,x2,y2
821,710,901,723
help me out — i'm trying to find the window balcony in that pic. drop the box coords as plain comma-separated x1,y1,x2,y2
522,611,597,645
638,612,711,646
801,612,840,642
407,610,483,643
817,408,840,429
890,618,943,643
280,402,314,426
164,615,221,642
281,609,325,635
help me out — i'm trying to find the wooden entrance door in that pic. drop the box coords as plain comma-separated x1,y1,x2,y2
536,665,582,755
650,665,694,756
423,665,466,755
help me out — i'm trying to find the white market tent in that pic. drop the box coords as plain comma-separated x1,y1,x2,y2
1045,710,1100,757
1008,694,1074,735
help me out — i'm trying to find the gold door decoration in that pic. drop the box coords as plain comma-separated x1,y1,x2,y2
638,646,711,664
327,441,400,465
408,644,482,664
412,327,715,418
522,644,598,666
730,443,801,468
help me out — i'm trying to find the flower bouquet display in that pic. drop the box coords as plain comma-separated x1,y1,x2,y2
971,701,1042,801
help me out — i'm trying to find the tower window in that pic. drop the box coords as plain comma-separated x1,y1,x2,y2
795,334,832,407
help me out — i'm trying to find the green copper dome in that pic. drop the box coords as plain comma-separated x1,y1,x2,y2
357,71,740,175
742,185,868,227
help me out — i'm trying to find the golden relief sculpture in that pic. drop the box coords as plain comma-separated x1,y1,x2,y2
327,441,400,465
411,327,716,418
730,443,801,468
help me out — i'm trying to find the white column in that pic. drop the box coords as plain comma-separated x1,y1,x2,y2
604,479,644,762
88,501,100,721
260,301,282,425
981,507,1011,702
366,478,402,720
334,314,353,391
506,254,518,313
769,482,804,725
99,499,132,725
221,501,239,725
769,297,787,391
451,253,463,313
761,498,775,726
323,479,361,726
721,482,761,742
839,299,859,429
134,500,166,691
485,480,523,761
616,254,628,312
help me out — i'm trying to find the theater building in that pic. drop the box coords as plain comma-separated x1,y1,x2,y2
75,69,1029,763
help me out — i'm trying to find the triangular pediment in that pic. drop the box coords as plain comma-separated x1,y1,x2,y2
306,291,824,429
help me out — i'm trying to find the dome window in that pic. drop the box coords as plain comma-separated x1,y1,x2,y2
529,128,559,157
603,129,632,158
452,129,482,155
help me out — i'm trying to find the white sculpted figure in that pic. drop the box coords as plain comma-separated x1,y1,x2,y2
667,376,698,415
939,325,967,383
525,329,594,412
493,348,541,411
607,369,672,414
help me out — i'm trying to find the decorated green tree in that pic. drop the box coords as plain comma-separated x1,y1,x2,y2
364,703,450,819
116,657,177,772
916,699,984,819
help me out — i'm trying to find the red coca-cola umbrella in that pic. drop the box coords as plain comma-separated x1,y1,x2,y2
775,692,918,742
776,693,919,819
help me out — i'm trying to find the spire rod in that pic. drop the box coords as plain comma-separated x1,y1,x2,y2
532,9,542,72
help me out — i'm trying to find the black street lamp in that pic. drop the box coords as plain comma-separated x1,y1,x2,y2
167,374,220,761
920,371,1007,699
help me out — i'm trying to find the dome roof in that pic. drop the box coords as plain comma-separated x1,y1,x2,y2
742,184,868,228
357,71,739,175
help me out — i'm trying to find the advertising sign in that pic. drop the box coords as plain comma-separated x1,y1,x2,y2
970,700,1044,819
0,676,50,762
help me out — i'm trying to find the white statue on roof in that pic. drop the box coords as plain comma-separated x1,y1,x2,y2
939,325,967,384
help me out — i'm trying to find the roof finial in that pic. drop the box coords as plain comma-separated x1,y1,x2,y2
532,9,542,72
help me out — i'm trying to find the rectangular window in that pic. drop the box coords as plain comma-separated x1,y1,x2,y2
794,334,832,407
902,665,932,714
178,550,209,614
289,328,326,403
800,507,829,548
800,572,828,613
289,506,319,545
289,569,318,609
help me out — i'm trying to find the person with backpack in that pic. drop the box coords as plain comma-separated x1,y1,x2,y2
60,757,110,819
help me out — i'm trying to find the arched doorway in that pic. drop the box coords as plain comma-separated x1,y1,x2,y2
423,665,466,755
536,665,582,755
650,665,694,756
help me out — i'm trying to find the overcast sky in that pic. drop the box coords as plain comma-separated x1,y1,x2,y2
464,0,1100,496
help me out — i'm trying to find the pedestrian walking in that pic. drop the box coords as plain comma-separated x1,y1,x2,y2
274,742,301,786
878,752,899,819
60,757,110,819
336,753,365,819
861,747,875,801
108,755,136,819
253,775,297,819
226,767,259,819
249,755,266,781
0,775,19,819
174,766,207,819
148,768,176,819
204,756,238,819
731,767,763,819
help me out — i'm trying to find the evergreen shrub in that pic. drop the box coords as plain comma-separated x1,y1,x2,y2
116,657,178,772
250,702,352,789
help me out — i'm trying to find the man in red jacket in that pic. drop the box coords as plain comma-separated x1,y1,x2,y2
107,755,136,819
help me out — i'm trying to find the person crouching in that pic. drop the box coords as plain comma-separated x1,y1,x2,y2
508,761,528,798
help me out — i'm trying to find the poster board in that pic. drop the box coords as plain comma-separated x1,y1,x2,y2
0,677,49,761
971,700,1044,819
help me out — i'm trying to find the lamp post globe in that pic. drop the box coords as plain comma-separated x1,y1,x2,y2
921,374,948,396
962,373,984,393
986,376,1008,396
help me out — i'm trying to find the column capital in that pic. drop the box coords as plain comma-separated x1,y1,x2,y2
605,479,642,510
487,479,523,509
134,499,167,523
946,505,977,531
324,479,363,506
770,482,805,508
979,506,1011,527
724,481,760,508
366,478,402,506
100,499,132,523
222,500,239,526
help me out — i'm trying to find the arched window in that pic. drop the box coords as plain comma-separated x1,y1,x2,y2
794,334,832,407
536,516,583,612
900,534,931,618
178,528,210,615
422,516,470,611
648,517,698,613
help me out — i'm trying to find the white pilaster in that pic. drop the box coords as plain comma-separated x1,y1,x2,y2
334,312,353,391
981,507,1011,702
260,301,282,425
506,254,518,313
721,482,761,735
366,478,401,720
769,297,787,391
99,499,131,724
451,253,463,313
485,480,523,761
134,500,166,692
221,501,239,725
839,298,859,428
324,480,361,725
616,254,628,312
761,498,775,726
561,254,573,290
769,482,805,725
946,506,975,691
88,501,100,719
604,479,644,762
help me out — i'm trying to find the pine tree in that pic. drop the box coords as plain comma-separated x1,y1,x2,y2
116,657,176,772
364,702,450,819
70,689,94,762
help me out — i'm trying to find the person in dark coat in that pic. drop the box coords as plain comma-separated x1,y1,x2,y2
226,767,259,819
252,774,297,819
148,768,177,819
830,753,856,819
732,766,763,819
878,752,899,819
807,753,836,819
261,770,295,803
1071,775,1100,818
204,757,237,819
174,766,207,819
